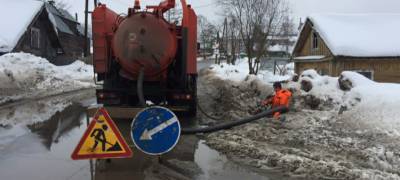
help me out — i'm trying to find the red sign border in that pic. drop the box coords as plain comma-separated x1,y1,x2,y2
71,107,133,160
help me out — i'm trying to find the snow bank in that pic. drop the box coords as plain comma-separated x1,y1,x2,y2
299,69,343,104
0,53,94,104
340,72,400,133
208,61,400,131
297,69,400,133
0,0,44,52
209,58,293,84
201,67,400,179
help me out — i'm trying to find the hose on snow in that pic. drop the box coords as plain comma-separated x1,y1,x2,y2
181,106,288,134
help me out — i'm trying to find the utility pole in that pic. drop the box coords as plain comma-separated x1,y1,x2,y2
222,18,228,64
84,0,89,57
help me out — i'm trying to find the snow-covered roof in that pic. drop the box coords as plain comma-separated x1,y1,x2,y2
0,0,44,53
308,14,400,57
45,3,75,35
294,55,326,60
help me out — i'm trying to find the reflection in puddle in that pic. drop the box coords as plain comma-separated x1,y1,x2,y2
195,140,270,180
0,97,95,180
28,104,86,149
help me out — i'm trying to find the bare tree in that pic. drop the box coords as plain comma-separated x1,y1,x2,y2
218,15,241,65
217,0,289,74
279,14,296,55
198,15,218,60
166,7,183,24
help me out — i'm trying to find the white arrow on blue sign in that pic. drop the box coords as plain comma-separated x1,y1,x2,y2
131,106,181,155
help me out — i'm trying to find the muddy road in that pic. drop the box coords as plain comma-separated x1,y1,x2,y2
0,60,285,180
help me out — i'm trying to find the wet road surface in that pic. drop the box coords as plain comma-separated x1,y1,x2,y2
0,60,279,180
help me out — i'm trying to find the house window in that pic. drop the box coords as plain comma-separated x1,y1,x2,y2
31,28,40,49
312,32,318,50
356,70,374,80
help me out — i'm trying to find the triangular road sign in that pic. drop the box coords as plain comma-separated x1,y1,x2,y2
71,108,133,160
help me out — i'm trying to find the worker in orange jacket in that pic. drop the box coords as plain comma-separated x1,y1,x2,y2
261,82,292,120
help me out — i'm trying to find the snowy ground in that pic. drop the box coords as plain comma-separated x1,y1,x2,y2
0,53,94,105
198,61,400,179
209,58,293,83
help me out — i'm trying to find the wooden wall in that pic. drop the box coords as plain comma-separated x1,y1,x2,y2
295,61,331,76
298,30,332,57
334,58,400,83
14,9,61,64
294,20,400,83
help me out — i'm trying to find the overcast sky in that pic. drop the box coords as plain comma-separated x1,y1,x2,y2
68,0,400,25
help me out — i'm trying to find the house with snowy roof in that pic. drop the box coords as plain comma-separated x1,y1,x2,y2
0,0,89,65
292,14,400,83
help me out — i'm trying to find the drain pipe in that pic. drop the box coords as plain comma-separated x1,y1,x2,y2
181,106,288,134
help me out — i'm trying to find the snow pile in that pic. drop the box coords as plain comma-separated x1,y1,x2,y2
298,69,344,105
340,72,400,133
297,70,400,131
209,58,294,84
0,53,94,104
308,14,400,57
0,0,44,52
200,67,400,179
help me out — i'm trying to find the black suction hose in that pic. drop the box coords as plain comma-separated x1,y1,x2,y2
181,106,288,135
137,67,146,107
135,67,288,134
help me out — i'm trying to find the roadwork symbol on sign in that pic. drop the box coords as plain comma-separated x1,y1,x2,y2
71,108,132,160
131,106,181,155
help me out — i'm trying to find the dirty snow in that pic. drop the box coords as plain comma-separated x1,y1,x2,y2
297,69,400,133
0,53,94,104
0,0,44,53
199,64,400,179
308,14,400,57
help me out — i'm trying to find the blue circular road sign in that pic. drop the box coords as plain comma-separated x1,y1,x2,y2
131,106,181,155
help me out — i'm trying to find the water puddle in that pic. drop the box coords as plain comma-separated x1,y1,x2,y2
0,96,95,180
195,140,270,180
0,91,280,180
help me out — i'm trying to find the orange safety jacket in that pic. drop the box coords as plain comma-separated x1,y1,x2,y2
271,89,292,108
263,89,292,119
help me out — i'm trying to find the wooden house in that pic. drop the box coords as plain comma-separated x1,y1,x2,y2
0,0,89,65
292,14,400,83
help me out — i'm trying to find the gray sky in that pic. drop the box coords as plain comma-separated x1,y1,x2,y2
68,0,400,25
69,0,219,23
